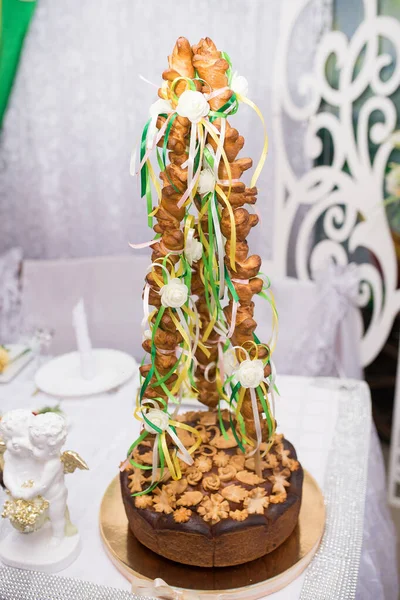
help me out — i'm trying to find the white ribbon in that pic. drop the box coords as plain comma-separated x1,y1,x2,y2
189,298,201,356
226,349,277,455
247,387,263,457
140,401,194,482
213,117,226,183
129,238,182,254
205,86,230,102
187,121,197,198
204,361,217,383
210,194,225,298
138,112,175,172
217,178,241,185
177,125,205,209
227,300,238,339
132,577,200,600
142,283,151,333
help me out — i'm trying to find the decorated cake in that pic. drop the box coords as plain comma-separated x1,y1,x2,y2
120,36,303,568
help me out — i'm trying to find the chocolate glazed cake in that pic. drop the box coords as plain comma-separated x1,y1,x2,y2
120,411,303,567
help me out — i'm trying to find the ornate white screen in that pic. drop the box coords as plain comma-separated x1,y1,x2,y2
273,0,400,505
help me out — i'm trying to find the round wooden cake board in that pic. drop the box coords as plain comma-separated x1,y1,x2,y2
100,471,325,599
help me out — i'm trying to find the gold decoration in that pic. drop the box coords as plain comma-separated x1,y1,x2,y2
197,493,230,524
153,487,176,514
198,444,217,457
186,467,203,486
61,450,89,474
195,425,209,444
209,429,238,449
182,411,201,422
178,460,188,474
229,454,245,470
134,495,154,509
177,491,203,507
244,457,270,472
273,434,284,452
177,428,196,448
268,468,291,496
128,469,148,493
21,480,34,489
221,484,248,503
229,509,249,522
165,478,188,495
235,470,264,485
194,456,212,473
213,451,229,468
243,487,269,515
2,495,49,533
152,467,172,482
198,412,217,426
264,453,279,469
138,450,154,465
218,464,237,482
269,492,287,504
202,473,220,492
0,347,9,373
0,438,6,472
279,448,299,472
173,507,192,523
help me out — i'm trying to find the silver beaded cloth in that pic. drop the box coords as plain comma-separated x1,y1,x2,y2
0,379,370,600
0,567,153,600
300,379,371,600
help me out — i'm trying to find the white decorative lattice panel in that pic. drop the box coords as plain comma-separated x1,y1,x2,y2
273,0,400,505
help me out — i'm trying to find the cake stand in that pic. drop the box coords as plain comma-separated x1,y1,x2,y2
99,471,325,599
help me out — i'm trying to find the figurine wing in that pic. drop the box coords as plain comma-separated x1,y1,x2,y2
0,438,6,472
60,450,89,474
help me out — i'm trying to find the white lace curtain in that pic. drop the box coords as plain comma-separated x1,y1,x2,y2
0,0,331,260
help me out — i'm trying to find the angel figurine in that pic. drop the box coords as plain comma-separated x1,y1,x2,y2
0,409,88,572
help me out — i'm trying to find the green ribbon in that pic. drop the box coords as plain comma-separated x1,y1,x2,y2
224,267,239,302
228,382,246,452
209,93,239,123
139,118,153,228
220,51,233,85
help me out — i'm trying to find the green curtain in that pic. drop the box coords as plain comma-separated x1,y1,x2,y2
0,0,36,129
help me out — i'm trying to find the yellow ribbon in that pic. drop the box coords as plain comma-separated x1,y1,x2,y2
236,94,269,189
201,120,237,272
160,421,202,480
215,184,237,272
147,158,162,200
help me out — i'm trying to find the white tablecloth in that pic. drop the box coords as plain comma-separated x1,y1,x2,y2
0,366,397,599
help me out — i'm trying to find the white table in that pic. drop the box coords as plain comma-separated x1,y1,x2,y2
0,366,397,600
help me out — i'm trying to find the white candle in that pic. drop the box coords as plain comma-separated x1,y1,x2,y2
72,299,95,380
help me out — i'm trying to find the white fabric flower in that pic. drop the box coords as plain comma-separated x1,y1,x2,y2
386,165,400,198
176,90,210,123
146,99,172,149
236,359,264,388
198,168,215,195
143,329,152,340
149,98,172,118
223,351,239,377
184,229,202,266
231,71,249,98
160,278,189,308
144,409,169,433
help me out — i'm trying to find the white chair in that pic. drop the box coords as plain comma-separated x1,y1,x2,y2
21,255,362,380
21,255,148,358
